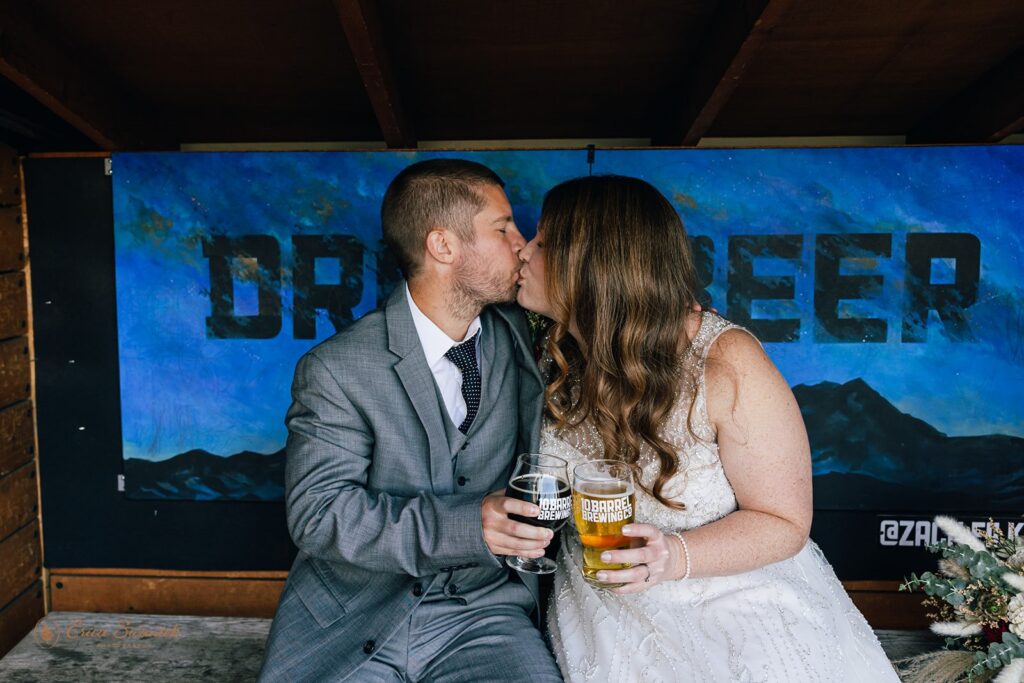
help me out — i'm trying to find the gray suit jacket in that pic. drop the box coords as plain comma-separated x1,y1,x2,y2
258,285,544,682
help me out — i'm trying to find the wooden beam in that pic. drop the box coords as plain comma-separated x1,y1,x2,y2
908,48,1024,144
333,0,415,148
0,4,169,150
655,0,793,147
49,571,285,618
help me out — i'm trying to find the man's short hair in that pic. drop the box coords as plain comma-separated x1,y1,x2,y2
381,159,505,279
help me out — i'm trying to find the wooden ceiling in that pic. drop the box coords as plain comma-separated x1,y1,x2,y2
1,0,1022,151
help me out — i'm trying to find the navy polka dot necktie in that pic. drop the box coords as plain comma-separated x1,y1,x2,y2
444,332,481,434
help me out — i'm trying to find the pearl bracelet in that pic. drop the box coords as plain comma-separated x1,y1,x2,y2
670,530,691,580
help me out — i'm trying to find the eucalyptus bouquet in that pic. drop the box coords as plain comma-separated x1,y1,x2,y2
899,516,1024,683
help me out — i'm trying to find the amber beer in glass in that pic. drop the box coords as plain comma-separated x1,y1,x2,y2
571,459,636,588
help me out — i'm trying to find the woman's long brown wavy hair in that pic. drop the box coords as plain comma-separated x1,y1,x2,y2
541,175,701,509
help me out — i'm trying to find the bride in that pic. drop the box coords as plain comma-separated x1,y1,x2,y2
516,175,899,682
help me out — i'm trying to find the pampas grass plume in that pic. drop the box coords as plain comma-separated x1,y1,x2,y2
935,515,986,552
1004,573,1024,593
994,658,1024,683
930,621,983,637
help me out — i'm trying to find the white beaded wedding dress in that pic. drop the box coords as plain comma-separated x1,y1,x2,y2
542,312,900,682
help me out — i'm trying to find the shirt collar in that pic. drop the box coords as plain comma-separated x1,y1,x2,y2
405,284,481,368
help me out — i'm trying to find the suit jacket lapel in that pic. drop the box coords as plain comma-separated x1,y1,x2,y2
491,304,545,453
386,285,452,491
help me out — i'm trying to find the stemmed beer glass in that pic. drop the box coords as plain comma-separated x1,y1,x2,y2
505,453,571,574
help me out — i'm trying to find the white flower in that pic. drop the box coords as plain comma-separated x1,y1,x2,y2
935,515,986,552
1009,594,1024,638
929,621,983,637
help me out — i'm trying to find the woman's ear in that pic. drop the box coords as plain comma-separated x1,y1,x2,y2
424,228,456,265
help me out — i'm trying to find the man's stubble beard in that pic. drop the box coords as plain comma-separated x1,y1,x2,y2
446,248,518,321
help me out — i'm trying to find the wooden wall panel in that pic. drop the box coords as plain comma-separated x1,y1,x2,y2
0,150,17,207
0,522,41,609
0,208,22,273
846,580,930,630
0,582,43,658
49,570,286,619
0,403,33,477
0,464,37,542
0,272,28,339
0,338,30,408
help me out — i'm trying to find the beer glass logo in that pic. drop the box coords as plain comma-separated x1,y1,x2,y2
579,495,633,524
538,494,571,522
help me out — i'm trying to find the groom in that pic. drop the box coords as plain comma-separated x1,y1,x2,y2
258,159,562,681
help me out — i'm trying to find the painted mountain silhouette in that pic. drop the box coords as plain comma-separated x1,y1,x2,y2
123,448,285,501
122,378,1023,508
795,378,1024,511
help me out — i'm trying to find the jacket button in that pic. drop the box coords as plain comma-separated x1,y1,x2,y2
363,640,376,654
460,442,469,451
412,582,423,597
446,584,459,596
456,476,467,486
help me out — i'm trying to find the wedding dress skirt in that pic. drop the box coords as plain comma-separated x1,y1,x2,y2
543,313,899,682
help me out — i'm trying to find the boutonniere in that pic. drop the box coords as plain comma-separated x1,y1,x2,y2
525,310,553,364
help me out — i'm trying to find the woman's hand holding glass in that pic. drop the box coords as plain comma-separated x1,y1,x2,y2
594,524,687,594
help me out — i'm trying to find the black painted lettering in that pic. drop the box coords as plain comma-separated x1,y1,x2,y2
903,233,980,342
814,234,891,342
292,235,365,339
689,236,714,308
727,235,801,342
202,235,281,339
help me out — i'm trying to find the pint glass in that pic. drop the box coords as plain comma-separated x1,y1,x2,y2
571,459,636,588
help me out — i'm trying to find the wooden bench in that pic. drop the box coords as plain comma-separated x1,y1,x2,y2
0,611,940,681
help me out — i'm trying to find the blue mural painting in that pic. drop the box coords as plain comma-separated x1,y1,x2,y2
111,148,1024,510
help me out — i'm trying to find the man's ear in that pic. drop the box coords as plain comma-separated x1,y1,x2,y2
425,228,456,265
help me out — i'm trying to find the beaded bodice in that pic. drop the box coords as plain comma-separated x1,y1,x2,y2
539,311,740,532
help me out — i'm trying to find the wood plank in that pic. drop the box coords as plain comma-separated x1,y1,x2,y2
49,574,285,619
0,337,30,409
655,0,795,146
0,463,37,543
0,402,33,478
0,207,25,273
53,568,287,580
0,147,18,208
0,522,41,610
908,47,1024,143
848,588,930,630
0,611,269,680
333,0,415,148
0,582,43,660
0,272,28,340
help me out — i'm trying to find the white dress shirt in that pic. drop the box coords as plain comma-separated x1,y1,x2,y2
405,284,482,427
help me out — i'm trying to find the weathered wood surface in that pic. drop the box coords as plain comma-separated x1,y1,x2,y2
0,584,42,662
50,573,285,618
0,337,30,409
0,611,270,682
0,610,944,682
0,522,40,611
0,273,27,340
0,463,37,542
876,628,944,663
0,402,33,477
0,207,24,274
